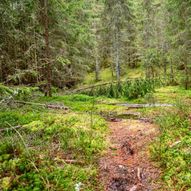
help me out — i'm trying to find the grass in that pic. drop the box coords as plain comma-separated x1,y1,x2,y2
0,96,108,191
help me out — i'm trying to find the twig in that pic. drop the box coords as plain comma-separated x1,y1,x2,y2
137,167,142,181
64,160,84,165
129,185,138,191
54,158,84,165
0,125,22,132
170,140,181,148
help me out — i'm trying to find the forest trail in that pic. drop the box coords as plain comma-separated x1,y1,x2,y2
99,117,162,191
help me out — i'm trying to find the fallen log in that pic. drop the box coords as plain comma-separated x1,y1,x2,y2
65,78,138,94
66,81,116,94
15,100,69,110
112,103,174,108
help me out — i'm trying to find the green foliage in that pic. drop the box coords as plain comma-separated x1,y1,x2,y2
151,104,191,190
81,78,160,99
0,0,93,88
13,87,39,101
0,111,41,128
0,108,107,191
0,84,13,97
143,48,161,77
38,94,95,112
0,84,39,102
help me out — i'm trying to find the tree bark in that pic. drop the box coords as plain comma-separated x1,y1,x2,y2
95,55,100,81
184,62,189,90
170,59,174,83
43,0,52,96
114,27,120,82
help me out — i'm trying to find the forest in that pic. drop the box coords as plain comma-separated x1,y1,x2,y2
0,0,191,191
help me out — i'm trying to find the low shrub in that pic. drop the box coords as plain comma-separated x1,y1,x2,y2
81,78,162,99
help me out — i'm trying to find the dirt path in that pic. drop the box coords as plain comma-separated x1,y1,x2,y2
99,119,162,191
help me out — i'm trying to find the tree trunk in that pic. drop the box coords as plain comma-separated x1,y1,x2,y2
95,55,100,81
170,60,174,83
43,0,52,96
185,63,189,90
163,59,167,80
114,28,120,82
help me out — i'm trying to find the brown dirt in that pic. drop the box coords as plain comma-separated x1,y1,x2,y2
99,119,162,191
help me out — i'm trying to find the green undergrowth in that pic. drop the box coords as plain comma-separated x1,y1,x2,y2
0,84,39,102
80,78,159,99
0,105,108,190
2,84,191,191
150,103,191,191
154,86,191,104
37,94,125,114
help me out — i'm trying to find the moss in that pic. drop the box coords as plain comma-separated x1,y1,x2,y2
24,121,45,132
0,105,108,191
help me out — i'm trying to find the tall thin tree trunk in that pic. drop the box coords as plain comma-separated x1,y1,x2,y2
43,0,52,96
114,28,120,82
170,59,174,83
110,62,114,80
95,34,100,81
163,60,167,80
185,61,189,90
95,55,100,81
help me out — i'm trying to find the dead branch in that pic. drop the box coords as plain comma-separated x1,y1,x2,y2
170,140,181,148
0,125,22,132
54,158,84,165
112,103,174,108
14,100,69,110
64,160,84,165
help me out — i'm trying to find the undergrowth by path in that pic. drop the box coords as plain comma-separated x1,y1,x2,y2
0,105,108,191
151,104,191,191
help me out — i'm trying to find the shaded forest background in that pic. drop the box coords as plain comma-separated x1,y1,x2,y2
0,0,191,95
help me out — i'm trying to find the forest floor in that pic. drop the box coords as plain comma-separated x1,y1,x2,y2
1,85,191,190
99,113,162,191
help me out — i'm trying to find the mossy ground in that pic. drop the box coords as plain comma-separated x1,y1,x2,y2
0,95,108,191
150,104,191,191
1,85,191,190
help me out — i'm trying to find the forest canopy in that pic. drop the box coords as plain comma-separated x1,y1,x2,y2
0,0,191,94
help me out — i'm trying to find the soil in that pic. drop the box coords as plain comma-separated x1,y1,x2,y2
99,118,162,191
